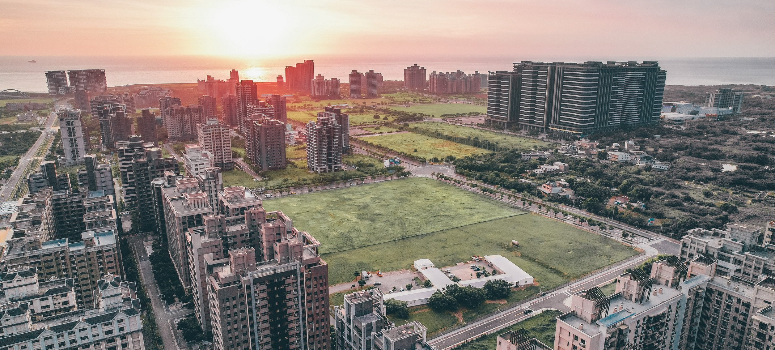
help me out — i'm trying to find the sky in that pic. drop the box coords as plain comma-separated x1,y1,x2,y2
1,0,774,59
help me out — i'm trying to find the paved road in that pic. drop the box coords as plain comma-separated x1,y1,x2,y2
0,107,59,202
128,235,192,350
234,157,262,180
162,143,184,164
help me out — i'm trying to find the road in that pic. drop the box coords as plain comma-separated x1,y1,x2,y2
162,143,184,164
234,157,262,180
128,235,192,350
0,106,59,202
428,239,674,349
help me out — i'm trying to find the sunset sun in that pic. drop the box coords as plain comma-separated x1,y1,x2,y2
208,1,295,58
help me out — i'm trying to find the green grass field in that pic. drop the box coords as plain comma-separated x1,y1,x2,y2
264,178,518,258
358,133,490,160
287,111,317,124
0,97,54,108
222,169,257,188
361,125,400,134
286,145,306,160
409,122,552,151
389,103,486,117
455,310,562,349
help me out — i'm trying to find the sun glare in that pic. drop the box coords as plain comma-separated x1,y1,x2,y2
209,1,295,58
242,67,268,81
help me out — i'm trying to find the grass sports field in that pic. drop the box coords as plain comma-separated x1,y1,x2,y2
264,178,637,286
389,103,485,117
409,122,552,151
264,178,518,258
358,133,489,160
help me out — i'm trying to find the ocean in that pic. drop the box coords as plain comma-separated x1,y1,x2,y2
1,56,775,93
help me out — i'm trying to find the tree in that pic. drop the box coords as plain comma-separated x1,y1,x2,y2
358,279,366,287
177,316,205,343
483,280,512,300
428,291,457,312
405,283,413,291
384,299,409,319
423,279,432,288
452,286,486,309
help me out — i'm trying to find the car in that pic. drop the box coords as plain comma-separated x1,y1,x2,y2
374,282,382,286
524,308,533,314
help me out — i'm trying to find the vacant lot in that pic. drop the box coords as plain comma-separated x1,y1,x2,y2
287,111,317,124
264,178,519,258
409,122,552,151
358,132,489,160
389,103,485,117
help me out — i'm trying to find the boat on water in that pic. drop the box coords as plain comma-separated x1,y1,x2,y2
28,60,36,63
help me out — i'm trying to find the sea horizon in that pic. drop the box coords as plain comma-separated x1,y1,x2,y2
2,55,775,93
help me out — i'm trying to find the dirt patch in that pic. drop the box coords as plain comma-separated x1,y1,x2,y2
485,299,507,304
453,311,464,323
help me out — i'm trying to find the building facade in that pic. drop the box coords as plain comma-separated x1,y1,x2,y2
404,64,426,91
246,119,287,171
485,61,666,135
306,112,344,173
197,119,233,171
58,109,87,166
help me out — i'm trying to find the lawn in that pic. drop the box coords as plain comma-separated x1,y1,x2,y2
263,178,519,258
287,111,317,124
408,122,552,151
321,213,636,286
286,145,306,160
0,97,54,108
361,125,400,134
455,310,562,349
347,113,395,125
388,103,486,117
222,169,257,188
358,133,490,160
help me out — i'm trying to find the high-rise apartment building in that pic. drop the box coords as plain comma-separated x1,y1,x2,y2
268,94,288,124
67,69,107,94
246,119,287,171
285,60,315,93
708,88,744,114
199,95,218,118
184,145,213,178
207,210,330,350
485,61,666,134
165,105,205,141
58,109,87,166
365,70,382,98
1,230,121,308
118,136,179,233
306,112,344,173
197,119,233,171
236,80,258,134
429,71,481,94
404,64,427,91
97,103,131,149
27,161,71,194
77,154,115,196
161,178,213,289
90,94,136,118
485,71,520,129
335,289,388,350
159,96,182,118
0,272,145,350
137,109,158,144
349,70,363,99
221,95,238,127
45,71,69,95
312,74,341,99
